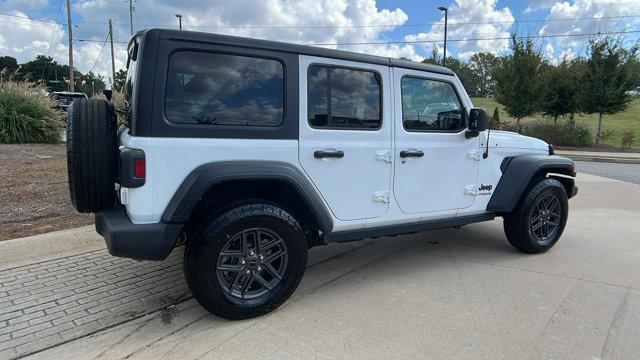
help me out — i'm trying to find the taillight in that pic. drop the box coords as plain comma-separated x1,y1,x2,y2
119,148,145,188
133,158,145,178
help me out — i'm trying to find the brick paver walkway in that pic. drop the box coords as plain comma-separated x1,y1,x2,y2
0,247,190,359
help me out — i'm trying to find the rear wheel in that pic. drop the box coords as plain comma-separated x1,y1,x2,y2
503,178,568,254
184,203,307,320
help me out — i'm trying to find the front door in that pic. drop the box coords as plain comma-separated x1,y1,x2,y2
298,56,392,221
392,68,480,215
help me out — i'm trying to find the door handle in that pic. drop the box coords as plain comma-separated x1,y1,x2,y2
400,150,424,158
314,150,345,159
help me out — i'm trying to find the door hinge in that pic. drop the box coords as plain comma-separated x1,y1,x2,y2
375,150,392,163
464,185,478,196
467,150,481,161
373,191,390,204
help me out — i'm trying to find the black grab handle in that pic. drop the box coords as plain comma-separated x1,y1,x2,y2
314,150,345,159
400,150,424,158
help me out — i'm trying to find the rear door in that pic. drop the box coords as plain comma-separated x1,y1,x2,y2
392,68,480,215
298,56,392,221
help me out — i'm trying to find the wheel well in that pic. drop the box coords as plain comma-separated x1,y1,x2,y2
182,179,322,247
534,168,575,198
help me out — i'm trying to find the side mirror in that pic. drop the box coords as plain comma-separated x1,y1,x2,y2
468,108,488,131
466,108,487,138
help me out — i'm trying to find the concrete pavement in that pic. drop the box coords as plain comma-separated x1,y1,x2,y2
1,172,639,359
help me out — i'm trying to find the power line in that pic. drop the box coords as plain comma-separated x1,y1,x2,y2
314,29,640,46
78,29,640,46
178,14,640,29
1,11,640,29
88,31,110,73
77,39,128,44
40,0,65,81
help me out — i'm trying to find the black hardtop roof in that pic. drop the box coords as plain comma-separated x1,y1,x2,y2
138,28,455,76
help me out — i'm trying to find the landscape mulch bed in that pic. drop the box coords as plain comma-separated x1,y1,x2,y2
0,143,93,241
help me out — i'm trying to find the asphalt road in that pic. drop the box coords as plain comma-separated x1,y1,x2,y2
0,172,635,360
576,161,640,185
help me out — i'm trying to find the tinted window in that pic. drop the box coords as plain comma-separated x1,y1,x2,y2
401,77,463,131
165,51,284,126
308,65,381,130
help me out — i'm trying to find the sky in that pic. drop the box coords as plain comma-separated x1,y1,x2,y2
0,0,639,85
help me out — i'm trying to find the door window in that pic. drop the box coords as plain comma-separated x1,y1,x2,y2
401,77,463,131
308,65,381,130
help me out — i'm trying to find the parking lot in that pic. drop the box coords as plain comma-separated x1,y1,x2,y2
1,171,639,359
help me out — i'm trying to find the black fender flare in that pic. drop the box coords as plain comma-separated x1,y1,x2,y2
487,154,576,213
161,161,334,232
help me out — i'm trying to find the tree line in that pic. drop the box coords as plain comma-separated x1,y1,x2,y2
0,55,107,96
422,34,640,145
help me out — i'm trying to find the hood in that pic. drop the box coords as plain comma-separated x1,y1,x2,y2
489,130,549,152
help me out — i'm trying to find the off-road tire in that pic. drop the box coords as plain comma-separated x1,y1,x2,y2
503,177,568,254
184,203,307,320
66,99,118,213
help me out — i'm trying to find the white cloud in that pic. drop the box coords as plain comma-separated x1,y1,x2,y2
0,11,64,60
403,0,514,59
71,0,422,71
538,0,640,50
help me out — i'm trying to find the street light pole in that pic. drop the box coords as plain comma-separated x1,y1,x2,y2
438,6,448,67
175,14,182,30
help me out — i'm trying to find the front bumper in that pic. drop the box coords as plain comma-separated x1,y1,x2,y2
95,206,183,261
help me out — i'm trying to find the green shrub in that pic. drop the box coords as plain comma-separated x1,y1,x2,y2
0,77,63,144
518,118,595,147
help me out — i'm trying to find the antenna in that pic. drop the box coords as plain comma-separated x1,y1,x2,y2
483,122,491,159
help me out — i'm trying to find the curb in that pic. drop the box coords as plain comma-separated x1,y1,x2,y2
558,154,640,165
0,225,103,269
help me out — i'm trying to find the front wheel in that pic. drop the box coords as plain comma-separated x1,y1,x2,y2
184,203,307,320
503,178,569,254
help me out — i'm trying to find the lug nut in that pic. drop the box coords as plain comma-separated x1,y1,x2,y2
240,259,246,265
259,255,264,260
257,266,262,271
246,269,251,274
249,250,255,256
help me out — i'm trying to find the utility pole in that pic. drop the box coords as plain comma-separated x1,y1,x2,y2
438,6,448,67
66,0,74,92
128,0,134,36
175,14,182,30
109,19,116,88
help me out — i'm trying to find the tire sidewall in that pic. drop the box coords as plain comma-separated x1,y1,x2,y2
185,204,307,319
513,178,569,253
525,184,568,248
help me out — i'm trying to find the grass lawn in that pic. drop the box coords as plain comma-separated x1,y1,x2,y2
471,97,640,149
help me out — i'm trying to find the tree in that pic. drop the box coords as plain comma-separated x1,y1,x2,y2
113,69,127,92
0,56,18,74
493,34,544,130
421,46,475,96
541,59,581,123
468,52,500,97
579,36,638,145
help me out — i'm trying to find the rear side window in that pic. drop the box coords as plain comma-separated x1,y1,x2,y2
165,51,284,126
308,65,381,130
401,77,463,132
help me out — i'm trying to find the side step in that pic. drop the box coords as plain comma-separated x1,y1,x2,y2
323,213,495,244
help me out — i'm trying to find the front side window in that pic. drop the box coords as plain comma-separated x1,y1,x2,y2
165,51,284,126
401,77,463,131
308,65,381,130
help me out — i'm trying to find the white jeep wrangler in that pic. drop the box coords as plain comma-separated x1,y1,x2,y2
66,29,577,320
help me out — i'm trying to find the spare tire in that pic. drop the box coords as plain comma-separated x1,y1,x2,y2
66,99,118,213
